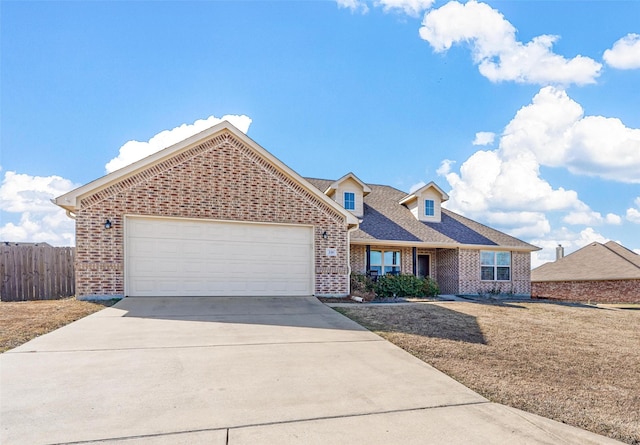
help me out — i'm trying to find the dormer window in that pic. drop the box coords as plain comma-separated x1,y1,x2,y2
323,173,371,218
344,192,355,211
399,181,449,223
425,199,435,217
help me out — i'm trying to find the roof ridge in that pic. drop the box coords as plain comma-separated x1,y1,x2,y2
602,242,640,270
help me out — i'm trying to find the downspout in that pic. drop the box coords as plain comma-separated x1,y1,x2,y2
346,222,360,296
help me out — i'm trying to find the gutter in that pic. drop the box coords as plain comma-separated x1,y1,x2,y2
349,238,540,252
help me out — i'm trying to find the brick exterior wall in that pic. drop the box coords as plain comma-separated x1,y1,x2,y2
349,245,532,296
436,248,459,294
532,280,640,304
458,249,531,296
74,131,350,298
349,244,366,274
511,251,532,295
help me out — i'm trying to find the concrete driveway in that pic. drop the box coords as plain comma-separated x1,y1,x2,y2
1,297,621,444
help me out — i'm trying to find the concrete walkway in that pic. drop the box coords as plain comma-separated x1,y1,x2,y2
0,297,621,444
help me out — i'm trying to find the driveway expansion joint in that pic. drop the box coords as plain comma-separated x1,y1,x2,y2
40,402,493,445
226,400,493,432
6,338,384,354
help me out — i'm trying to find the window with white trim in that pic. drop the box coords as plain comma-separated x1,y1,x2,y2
425,199,435,216
480,251,511,281
344,192,355,211
370,250,401,275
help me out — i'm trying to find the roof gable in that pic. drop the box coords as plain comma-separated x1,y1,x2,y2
532,241,640,282
324,172,371,196
54,121,358,225
399,181,449,205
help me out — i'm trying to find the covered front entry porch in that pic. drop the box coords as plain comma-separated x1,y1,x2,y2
349,244,461,294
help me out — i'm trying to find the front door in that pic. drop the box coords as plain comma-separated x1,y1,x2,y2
417,255,430,278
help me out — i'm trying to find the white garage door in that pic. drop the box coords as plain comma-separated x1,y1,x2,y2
125,217,314,297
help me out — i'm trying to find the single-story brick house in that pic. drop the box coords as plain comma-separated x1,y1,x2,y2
54,121,539,299
531,241,640,303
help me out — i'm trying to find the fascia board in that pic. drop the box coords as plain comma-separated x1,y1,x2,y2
349,239,540,252
54,120,233,211
53,121,359,226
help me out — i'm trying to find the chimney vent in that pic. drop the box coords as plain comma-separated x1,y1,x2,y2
556,244,565,261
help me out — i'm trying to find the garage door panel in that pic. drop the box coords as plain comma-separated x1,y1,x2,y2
126,217,313,297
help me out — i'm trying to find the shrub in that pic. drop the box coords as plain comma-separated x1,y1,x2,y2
350,273,376,301
373,274,439,299
421,277,440,298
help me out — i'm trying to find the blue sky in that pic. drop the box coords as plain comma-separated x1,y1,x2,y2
2,0,639,266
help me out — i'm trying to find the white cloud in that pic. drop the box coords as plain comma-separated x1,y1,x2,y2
626,208,640,223
562,210,622,226
336,0,369,14
419,0,602,86
105,114,252,174
472,131,495,146
438,87,636,251
375,0,435,17
603,33,640,69
501,86,640,183
0,172,77,213
530,227,610,268
436,159,455,176
442,147,580,216
627,197,640,224
0,171,78,245
482,211,550,239
336,0,435,16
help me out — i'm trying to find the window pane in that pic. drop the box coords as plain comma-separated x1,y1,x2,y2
370,266,382,275
497,267,510,281
480,251,495,266
481,266,495,280
370,250,382,266
425,199,435,216
344,192,355,210
496,252,511,266
384,251,400,266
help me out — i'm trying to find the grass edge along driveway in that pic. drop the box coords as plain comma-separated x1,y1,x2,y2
335,301,640,445
0,298,116,353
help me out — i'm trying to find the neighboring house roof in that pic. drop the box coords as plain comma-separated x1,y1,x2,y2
53,121,358,226
306,178,538,251
2,242,53,247
531,241,640,282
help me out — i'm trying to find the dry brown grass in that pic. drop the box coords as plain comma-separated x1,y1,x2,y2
0,298,116,353
336,301,640,445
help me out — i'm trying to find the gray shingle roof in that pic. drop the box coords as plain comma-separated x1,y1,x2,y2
305,178,538,250
531,241,640,282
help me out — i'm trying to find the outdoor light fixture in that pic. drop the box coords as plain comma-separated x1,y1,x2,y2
322,231,328,239
104,219,112,229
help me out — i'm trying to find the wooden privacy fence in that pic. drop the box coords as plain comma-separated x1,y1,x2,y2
0,243,75,301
